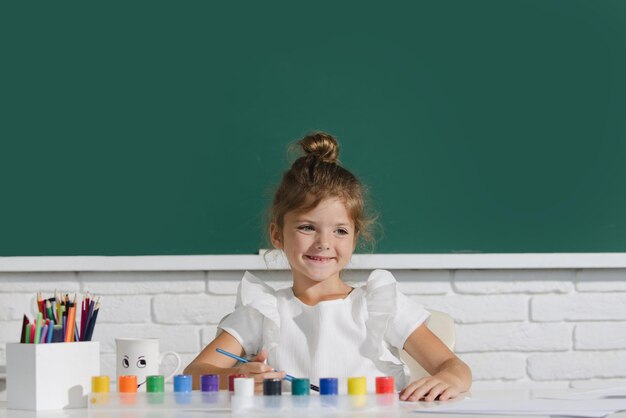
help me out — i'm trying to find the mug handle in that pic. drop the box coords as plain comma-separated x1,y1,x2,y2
160,351,182,382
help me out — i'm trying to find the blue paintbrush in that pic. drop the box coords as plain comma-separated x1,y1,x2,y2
216,348,320,392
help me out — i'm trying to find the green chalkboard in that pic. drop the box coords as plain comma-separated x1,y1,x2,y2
2,1,626,255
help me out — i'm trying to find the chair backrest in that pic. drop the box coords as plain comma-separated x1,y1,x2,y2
400,309,456,381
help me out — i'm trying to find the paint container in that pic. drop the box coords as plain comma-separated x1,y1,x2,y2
319,377,338,407
201,374,220,392
375,376,394,394
263,378,282,395
146,375,165,404
347,377,367,408
228,373,246,392
263,378,282,408
375,376,395,406
231,377,255,410
291,378,310,407
319,378,338,395
90,376,110,405
291,378,310,396
234,377,255,397
173,374,192,404
118,375,138,392
347,376,367,395
118,375,137,405
201,374,220,403
92,376,110,393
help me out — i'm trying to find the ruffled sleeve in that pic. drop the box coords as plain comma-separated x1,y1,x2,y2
363,270,431,349
362,269,398,360
218,271,281,356
363,269,431,386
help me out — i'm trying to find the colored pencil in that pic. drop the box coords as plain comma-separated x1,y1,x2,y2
61,305,66,340
53,324,63,343
46,300,54,324
84,302,100,341
37,292,43,317
65,305,76,342
20,315,29,344
34,312,43,345
40,323,48,343
80,296,86,341
47,320,54,343
55,290,60,321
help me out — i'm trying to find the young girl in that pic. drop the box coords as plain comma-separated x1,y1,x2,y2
184,132,472,401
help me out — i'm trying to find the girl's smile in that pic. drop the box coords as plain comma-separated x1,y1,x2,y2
304,255,335,262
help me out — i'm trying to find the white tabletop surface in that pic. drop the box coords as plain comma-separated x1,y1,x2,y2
1,389,626,418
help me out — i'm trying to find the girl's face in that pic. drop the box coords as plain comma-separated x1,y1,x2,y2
271,198,356,286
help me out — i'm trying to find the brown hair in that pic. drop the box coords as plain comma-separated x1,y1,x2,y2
270,131,376,250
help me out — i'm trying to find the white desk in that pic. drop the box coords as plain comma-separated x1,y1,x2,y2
1,390,626,418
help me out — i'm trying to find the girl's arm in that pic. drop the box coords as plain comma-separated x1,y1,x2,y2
183,330,285,392
399,323,472,402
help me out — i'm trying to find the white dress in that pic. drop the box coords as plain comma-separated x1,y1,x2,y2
218,269,430,392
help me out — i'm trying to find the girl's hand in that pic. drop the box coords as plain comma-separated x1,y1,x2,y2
235,349,285,393
399,376,461,402
401,324,472,402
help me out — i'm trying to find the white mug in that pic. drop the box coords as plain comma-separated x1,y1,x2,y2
115,338,181,391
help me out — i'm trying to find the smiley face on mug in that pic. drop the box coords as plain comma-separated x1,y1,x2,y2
122,355,148,370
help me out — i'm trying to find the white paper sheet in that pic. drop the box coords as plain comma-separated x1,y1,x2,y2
539,386,626,401
410,398,626,418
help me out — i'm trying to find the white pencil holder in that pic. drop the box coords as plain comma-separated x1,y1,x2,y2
6,342,100,410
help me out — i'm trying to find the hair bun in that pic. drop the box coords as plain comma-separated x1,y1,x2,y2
299,132,339,164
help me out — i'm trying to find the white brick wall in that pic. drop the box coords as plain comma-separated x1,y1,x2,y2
1,267,625,397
